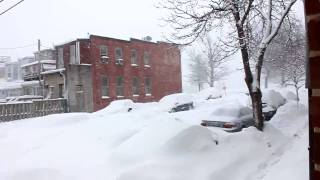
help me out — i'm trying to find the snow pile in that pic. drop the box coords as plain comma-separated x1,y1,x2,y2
284,91,298,101
0,88,308,180
194,87,223,100
158,93,194,111
163,126,217,154
262,90,286,108
211,102,251,118
96,99,136,114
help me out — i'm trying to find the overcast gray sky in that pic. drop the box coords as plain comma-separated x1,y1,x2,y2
0,0,167,59
0,0,305,61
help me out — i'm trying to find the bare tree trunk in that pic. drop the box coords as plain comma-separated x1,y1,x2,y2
264,69,269,89
253,49,266,130
209,60,215,87
295,85,300,102
233,8,264,131
251,90,264,130
280,70,285,86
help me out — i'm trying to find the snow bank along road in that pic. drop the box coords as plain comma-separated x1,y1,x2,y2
0,88,308,180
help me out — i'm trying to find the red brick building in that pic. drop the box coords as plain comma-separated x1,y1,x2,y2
53,35,182,112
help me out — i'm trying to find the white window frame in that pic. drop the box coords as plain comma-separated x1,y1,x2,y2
115,48,124,65
100,45,109,64
131,49,138,66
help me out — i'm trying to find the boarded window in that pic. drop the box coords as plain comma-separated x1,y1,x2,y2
70,45,76,64
58,48,64,68
143,51,150,66
76,84,83,93
58,84,64,98
101,76,109,97
144,77,152,95
100,45,109,63
49,86,54,98
116,76,124,96
132,77,139,95
131,49,137,65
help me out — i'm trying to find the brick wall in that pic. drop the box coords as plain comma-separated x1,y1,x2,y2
56,36,182,112
90,36,182,111
305,0,320,179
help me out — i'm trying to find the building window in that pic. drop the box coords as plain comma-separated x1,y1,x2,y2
131,49,138,66
70,45,76,64
49,86,54,98
58,84,64,98
32,65,37,73
100,45,109,63
116,76,124,97
144,77,152,95
115,48,123,65
76,84,83,93
132,77,139,96
101,76,109,97
144,51,150,67
58,48,64,68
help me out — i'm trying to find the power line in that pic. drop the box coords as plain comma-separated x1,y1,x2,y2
0,0,24,16
40,44,53,49
0,43,36,50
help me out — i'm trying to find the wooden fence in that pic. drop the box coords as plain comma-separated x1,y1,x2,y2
0,99,68,122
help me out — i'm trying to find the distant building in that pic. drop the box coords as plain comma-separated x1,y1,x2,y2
42,35,182,112
21,49,56,81
18,56,35,66
0,51,57,102
0,81,40,101
0,64,5,80
0,56,10,80
5,61,20,82
16,56,35,80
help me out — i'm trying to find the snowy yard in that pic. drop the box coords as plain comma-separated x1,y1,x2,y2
0,88,308,180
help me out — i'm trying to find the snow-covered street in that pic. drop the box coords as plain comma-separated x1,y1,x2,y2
0,88,308,180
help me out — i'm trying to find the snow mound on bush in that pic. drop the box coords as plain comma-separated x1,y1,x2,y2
158,93,194,111
285,91,297,101
270,102,307,136
97,99,135,114
195,87,223,100
262,90,285,108
163,126,216,154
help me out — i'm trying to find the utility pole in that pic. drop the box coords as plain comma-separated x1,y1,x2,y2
37,39,43,99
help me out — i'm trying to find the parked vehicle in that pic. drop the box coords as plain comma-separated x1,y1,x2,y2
169,102,194,113
201,114,254,132
262,103,277,121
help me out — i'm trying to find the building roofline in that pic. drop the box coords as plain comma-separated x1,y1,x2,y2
90,35,130,43
54,35,177,48
54,38,90,48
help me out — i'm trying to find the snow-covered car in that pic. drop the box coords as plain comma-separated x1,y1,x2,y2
169,102,194,113
201,114,254,132
245,90,285,121
262,102,277,121
261,90,285,121
200,104,254,132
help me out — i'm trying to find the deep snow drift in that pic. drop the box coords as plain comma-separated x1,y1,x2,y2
0,88,308,180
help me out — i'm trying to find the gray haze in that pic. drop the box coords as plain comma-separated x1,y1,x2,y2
0,0,305,92
0,0,305,60
0,0,167,59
